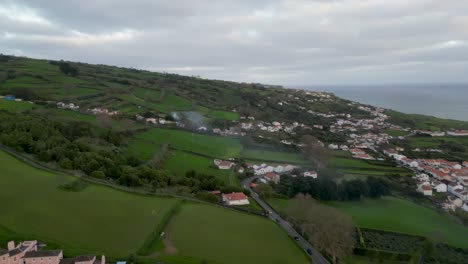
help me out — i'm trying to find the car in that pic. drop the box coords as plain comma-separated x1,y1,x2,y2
275,218,280,223
294,236,300,241
306,248,312,255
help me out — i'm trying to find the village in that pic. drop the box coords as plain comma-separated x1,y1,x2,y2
0,240,113,264
212,158,317,206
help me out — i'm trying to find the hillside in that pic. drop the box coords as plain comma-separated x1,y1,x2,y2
1,55,468,264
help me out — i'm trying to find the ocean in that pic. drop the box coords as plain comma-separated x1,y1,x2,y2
301,84,468,122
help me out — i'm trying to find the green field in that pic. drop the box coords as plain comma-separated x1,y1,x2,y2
0,100,35,112
328,157,407,173
133,128,242,158
269,197,468,249
0,150,179,257
197,106,239,120
166,203,309,264
240,148,310,165
0,150,307,263
127,137,165,161
384,130,409,137
162,150,236,185
406,136,468,148
337,169,410,177
330,197,468,248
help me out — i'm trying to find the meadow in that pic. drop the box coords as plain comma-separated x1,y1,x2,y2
165,203,309,264
0,150,179,257
328,157,410,175
269,197,468,248
384,129,410,137
133,128,242,158
162,150,237,185
0,150,307,263
406,136,468,148
330,197,468,248
196,106,239,121
240,148,310,165
0,99,35,112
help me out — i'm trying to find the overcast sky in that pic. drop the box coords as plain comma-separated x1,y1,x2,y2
1,0,468,85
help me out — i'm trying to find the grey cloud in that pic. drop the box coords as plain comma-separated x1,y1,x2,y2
1,0,468,85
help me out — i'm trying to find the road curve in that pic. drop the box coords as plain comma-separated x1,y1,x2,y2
242,175,330,264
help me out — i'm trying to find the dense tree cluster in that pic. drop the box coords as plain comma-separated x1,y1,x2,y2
49,60,79,76
275,175,390,201
0,111,228,192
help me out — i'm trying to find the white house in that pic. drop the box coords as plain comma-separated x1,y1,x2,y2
222,192,250,206
462,203,468,212
303,170,318,179
274,165,285,173
434,183,448,193
417,183,433,196
146,118,157,124
214,159,234,170
401,158,418,168
328,144,339,150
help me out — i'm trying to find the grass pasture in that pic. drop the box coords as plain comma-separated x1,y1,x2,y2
165,203,309,264
328,157,411,177
162,150,236,185
0,150,180,257
384,129,410,137
330,197,468,248
0,100,35,112
269,197,468,249
127,137,165,161
134,128,242,158
197,106,239,120
240,148,310,165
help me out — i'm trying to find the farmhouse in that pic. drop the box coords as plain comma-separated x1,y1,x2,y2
303,170,318,178
222,192,249,206
213,159,234,170
0,241,105,264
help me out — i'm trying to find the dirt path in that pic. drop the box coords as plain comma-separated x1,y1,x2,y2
162,217,178,254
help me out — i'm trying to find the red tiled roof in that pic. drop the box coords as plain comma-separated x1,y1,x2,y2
223,192,247,201
422,185,432,191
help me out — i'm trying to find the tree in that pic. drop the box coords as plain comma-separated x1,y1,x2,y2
366,177,390,198
300,135,331,168
286,194,355,264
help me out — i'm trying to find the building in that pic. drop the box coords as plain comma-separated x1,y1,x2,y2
417,183,433,196
303,170,318,178
401,157,418,167
434,182,447,193
213,159,234,170
222,192,249,206
23,250,63,264
447,130,468,136
264,172,280,184
0,241,105,264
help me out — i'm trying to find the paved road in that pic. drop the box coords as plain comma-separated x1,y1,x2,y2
242,176,330,264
